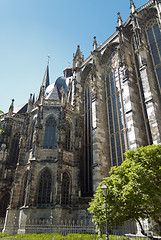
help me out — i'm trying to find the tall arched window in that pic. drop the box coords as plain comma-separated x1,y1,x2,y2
61,172,70,206
7,132,20,165
43,116,56,148
65,120,71,151
105,53,128,167
83,85,93,194
146,19,161,93
37,170,52,205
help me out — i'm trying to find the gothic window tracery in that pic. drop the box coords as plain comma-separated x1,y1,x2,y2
7,132,20,166
105,52,128,167
61,172,70,206
37,170,52,205
43,116,56,148
146,19,161,93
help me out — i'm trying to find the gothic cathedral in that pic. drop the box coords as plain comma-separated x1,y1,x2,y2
0,0,161,234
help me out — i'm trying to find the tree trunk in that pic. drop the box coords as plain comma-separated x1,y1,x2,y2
137,218,146,236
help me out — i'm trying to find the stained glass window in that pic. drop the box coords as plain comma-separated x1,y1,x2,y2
37,170,52,205
7,132,20,165
83,86,93,194
61,172,70,206
105,55,127,167
43,116,56,148
146,20,161,93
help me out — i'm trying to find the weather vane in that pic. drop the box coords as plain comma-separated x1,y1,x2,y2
68,61,71,67
47,54,51,64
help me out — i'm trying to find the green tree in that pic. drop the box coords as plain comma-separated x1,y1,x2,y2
88,144,161,236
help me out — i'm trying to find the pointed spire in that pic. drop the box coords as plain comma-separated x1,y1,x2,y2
93,36,97,51
75,45,81,57
27,94,32,112
42,64,50,90
8,99,14,116
38,64,50,101
130,0,136,14
117,12,123,27
73,45,84,69
32,94,35,104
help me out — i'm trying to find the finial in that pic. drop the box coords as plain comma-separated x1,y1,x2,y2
130,0,136,14
68,62,71,68
32,94,35,104
9,99,14,115
117,12,123,27
27,94,33,112
29,93,32,101
93,36,97,51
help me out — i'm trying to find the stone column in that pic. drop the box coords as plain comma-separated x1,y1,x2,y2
138,48,161,144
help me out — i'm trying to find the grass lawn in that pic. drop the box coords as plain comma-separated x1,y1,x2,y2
0,233,131,239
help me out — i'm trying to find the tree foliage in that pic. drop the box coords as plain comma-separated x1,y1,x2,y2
88,144,161,235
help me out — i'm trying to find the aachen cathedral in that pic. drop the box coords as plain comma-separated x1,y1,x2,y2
0,0,161,235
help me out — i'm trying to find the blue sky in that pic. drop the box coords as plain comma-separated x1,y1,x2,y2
0,0,147,113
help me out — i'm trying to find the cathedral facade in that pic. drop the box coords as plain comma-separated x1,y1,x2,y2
0,0,161,234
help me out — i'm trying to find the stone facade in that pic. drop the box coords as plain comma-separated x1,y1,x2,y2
0,0,161,235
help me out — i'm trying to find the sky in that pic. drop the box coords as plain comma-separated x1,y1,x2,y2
0,0,148,113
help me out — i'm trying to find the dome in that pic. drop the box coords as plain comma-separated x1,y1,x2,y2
44,76,68,100
55,76,68,93
45,82,55,97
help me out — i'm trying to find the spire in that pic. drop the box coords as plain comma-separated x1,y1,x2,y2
130,0,136,14
75,45,81,57
93,36,97,51
27,94,32,112
32,94,35,104
38,63,50,101
117,12,123,27
8,99,14,116
73,45,84,69
42,64,50,90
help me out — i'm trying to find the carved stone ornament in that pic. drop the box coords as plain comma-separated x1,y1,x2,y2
138,7,157,30
1,143,6,152
81,63,93,81
100,42,119,65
